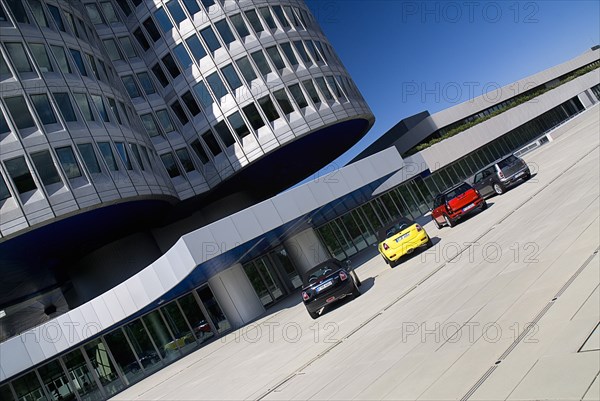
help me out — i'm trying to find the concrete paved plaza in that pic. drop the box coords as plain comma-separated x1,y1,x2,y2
112,107,600,401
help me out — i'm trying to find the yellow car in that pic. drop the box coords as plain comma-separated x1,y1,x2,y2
377,217,433,267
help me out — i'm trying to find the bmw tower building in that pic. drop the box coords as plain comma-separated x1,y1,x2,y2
0,0,374,399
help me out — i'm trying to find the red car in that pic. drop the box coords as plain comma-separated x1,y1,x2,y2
431,182,487,228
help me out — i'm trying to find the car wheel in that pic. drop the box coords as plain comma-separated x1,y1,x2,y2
444,215,454,227
493,183,504,195
352,284,361,298
433,218,442,230
382,255,390,265
308,309,319,319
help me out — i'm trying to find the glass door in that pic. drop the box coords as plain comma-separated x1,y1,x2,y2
270,247,302,290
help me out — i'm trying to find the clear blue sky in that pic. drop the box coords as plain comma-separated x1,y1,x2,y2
303,0,600,168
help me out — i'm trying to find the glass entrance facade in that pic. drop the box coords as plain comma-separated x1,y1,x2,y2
0,285,229,401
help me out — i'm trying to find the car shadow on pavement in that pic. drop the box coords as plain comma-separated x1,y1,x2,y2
320,276,376,316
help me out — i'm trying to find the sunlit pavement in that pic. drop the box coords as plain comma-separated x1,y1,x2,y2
112,106,599,401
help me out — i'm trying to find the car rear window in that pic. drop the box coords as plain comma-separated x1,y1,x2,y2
498,155,520,169
444,183,472,199
303,264,337,285
377,217,414,241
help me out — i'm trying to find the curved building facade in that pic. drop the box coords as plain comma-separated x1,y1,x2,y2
0,0,374,387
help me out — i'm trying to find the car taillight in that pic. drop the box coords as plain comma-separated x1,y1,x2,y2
499,171,505,179
302,291,310,301
383,243,389,250
415,224,422,232
474,189,481,197
339,271,348,281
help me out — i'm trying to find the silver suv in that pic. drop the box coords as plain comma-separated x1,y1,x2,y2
472,154,531,197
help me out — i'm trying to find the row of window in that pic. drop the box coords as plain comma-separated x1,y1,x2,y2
0,139,159,202
140,74,353,168
0,40,119,88
1,0,101,49
0,90,136,134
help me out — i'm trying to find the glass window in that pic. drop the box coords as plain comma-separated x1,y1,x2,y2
161,152,181,178
273,89,294,114
152,63,169,87
170,100,189,125
5,42,33,73
5,96,35,130
0,110,10,134
137,72,156,95
214,120,235,147
272,5,290,28
92,95,109,122
288,83,308,108
98,142,119,171
103,38,122,61
315,41,328,62
73,93,94,121
200,0,214,8
230,13,249,38
305,40,322,62
130,143,144,170
119,36,137,59
227,111,251,139
122,75,141,98
235,56,256,83
266,45,285,70
245,9,263,33
55,146,82,179
143,17,161,42
101,1,119,23
250,50,271,75
182,0,200,15
181,90,200,116
166,0,186,25
133,27,150,51
31,150,61,186
104,329,144,385
51,45,72,73
29,43,53,72
0,383,13,400
259,7,276,29
197,286,230,333
69,49,87,76
200,26,221,52
162,53,180,78
28,0,47,27
206,72,228,100
63,349,102,400
115,142,133,170
53,93,77,122
154,7,173,33
258,95,279,122
5,156,36,193
12,372,45,401
280,42,298,66
176,148,195,172
86,54,100,80
30,93,57,125
77,143,101,174
141,113,161,137
293,40,311,64
220,64,242,91
193,81,213,110
191,139,209,163
85,3,104,24
178,293,214,343
202,130,221,156
173,43,192,70
0,52,11,78
214,19,235,45
48,4,65,31
302,79,321,103
123,320,162,376
284,6,301,27
156,109,174,133
315,77,333,100
6,0,29,23
83,338,125,397
185,35,206,61
242,103,265,131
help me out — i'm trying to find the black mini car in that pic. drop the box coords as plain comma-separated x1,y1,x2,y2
301,259,361,319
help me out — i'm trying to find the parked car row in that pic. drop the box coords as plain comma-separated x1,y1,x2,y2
303,154,531,318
